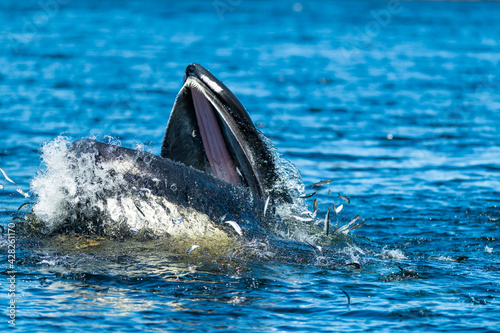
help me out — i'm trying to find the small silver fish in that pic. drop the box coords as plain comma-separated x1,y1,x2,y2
334,204,343,214
133,201,145,217
139,188,152,195
225,221,243,236
346,221,364,233
292,215,313,222
338,193,350,204
18,202,36,211
349,243,366,255
313,199,318,212
236,167,243,179
301,210,317,220
263,195,271,217
173,217,184,226
328,189,332,195
340,288,351,306
187,245,200,254
334,215,360,235
312,179,333,187
298,192,316,199
305,241,323,255
348,215,360,225
305,241,316,251
324,207,331,236
0,168,16,185
16,189,29,198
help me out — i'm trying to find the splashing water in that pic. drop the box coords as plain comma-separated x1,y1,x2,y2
31,137,80,232
29,135,361,259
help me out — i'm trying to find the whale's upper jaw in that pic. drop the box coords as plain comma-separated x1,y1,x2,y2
160,63,276,199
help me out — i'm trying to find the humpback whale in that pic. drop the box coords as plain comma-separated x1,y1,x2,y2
31,64,303,243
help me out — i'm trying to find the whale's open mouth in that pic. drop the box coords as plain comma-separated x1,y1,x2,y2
161,64,275,199
185,77,241,186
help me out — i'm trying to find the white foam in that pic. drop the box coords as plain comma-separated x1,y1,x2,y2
258,132,315,243
434,256,455,262
31,136,139,234
260,132,306,203
31,137,78,232
379,247,407,260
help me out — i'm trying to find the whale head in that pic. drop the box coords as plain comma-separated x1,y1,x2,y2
161,63,278,200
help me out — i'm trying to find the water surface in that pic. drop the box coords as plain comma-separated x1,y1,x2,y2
1,0,499,332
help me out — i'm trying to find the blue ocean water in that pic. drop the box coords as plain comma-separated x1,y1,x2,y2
1,0,499,332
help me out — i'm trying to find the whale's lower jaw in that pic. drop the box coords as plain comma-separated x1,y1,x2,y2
106,194,225,238
31,138,270,241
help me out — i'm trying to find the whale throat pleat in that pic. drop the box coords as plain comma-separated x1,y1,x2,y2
191,87,241,186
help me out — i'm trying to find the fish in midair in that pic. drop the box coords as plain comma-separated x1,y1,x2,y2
0,168,16,185
225,221,243,236
334,203,343,214
334,215,360,235
338,193,350,205
292,215,313,222
324,207,331,236
305,241,323,256
18,202,36,211
173,217,184,226
16,189,30,198
298,192,316,199
346,221,364,233
312,179,333,187
187,245,200,254
263,195,271,217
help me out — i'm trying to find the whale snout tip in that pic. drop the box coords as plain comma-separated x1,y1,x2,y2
184,63,201,83
185,63,201,76
186,64,196,74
